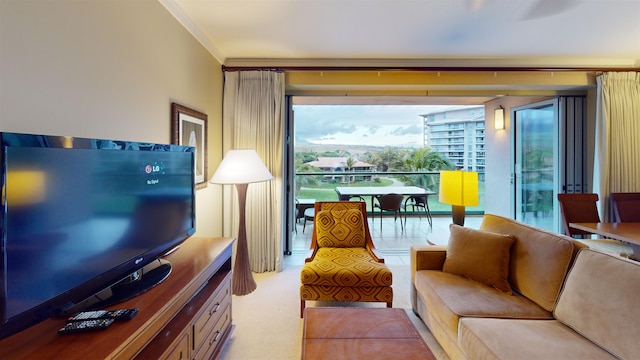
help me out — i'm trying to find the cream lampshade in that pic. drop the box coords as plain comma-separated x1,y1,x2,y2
439,170,479,226
210,149,273,296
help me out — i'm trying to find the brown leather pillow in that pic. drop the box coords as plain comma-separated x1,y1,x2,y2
443,224,515,294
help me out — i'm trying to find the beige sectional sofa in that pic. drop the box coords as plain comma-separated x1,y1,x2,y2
411,214,640,359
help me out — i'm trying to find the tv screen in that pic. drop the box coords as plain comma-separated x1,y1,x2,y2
0,132,196,339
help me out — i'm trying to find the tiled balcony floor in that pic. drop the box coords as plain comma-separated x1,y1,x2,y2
284,214,483,266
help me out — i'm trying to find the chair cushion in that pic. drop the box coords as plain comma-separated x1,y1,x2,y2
315,208,366,248
301,248,392,287
443,224,515,294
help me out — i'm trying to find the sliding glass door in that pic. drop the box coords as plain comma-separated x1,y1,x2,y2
512,99,559,232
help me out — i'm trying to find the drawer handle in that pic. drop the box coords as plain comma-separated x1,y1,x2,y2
209,330,221,345
209,302,221,316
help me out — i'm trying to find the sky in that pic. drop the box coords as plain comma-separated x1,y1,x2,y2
293,104,459,148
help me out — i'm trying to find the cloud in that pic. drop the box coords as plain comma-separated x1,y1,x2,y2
389,124,422,136
367,125,381,133
293,104,473,147
299,121,357,141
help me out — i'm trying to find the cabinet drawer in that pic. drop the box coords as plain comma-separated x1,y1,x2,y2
193,303,231,360
192,277,231,350
159,331,190,360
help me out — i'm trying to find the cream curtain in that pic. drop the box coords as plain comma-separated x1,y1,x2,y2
222,70,285,272
593,72,640,221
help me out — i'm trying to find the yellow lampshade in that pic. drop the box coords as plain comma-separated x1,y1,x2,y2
439,170,479,206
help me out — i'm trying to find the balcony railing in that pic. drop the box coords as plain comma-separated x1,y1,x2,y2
294,170,485,215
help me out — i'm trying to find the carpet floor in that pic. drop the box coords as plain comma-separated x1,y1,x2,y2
217,264,449,360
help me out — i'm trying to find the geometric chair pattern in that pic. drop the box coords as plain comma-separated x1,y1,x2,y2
315,208,367,248
300,201,393,317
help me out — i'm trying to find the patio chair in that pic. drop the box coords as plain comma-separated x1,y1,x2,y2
402,194,432,227
302,207,314,234
373,193,404,231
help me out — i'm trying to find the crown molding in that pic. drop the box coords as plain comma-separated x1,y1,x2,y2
223,57,639,72
159,0,225,64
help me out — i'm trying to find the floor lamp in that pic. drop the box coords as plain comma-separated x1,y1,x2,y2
210,149,273,296
439,170,479,226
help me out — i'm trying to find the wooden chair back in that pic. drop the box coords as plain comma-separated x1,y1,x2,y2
557,193,601,237
611,192,640,222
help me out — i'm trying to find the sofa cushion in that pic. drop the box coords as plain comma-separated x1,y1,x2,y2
300,247,392,287
414,270,552,337
459,318,616,360
554,249,640,360
443,224,515,293
315,208,366,248
480,214,579,311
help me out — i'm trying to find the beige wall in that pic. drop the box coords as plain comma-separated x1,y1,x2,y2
484,93,597,218
484,97,552,217
0,0,224,237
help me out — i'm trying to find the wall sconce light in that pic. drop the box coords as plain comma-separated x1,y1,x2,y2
494,106,505,130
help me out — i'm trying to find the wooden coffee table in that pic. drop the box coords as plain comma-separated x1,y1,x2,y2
302,307,436,360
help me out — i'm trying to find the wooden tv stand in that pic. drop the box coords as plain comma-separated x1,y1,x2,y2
0,237,235,360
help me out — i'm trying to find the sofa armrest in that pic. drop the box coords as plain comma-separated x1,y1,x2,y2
410,245,447,281
410,245,447,312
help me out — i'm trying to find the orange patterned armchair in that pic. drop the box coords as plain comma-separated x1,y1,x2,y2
300,201,393,317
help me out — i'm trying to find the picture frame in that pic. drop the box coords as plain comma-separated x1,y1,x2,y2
171,103,208,189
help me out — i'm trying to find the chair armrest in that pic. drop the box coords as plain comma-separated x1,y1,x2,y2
304,248,318,263
368,247,385,263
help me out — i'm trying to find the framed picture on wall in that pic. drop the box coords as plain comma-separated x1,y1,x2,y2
171,103,208,189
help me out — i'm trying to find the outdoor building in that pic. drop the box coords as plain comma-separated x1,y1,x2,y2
305,157,376,183
421,106,486,179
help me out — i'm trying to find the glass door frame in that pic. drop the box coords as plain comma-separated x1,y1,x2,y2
510,98,561,233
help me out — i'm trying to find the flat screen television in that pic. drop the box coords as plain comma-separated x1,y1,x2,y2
0,132,196,339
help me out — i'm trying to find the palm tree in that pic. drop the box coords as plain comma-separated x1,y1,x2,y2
343,156,356,184
404,147,454,190
377,147,407,172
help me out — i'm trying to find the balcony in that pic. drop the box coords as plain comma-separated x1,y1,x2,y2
294,171,485,215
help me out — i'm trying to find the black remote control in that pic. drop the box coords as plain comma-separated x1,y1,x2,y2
58,318,114,334
67,308,139,322
105,308,139,321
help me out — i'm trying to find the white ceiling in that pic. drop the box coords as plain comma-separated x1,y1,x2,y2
160,0,640,69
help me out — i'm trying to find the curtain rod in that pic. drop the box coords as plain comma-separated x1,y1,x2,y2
221,65,639,72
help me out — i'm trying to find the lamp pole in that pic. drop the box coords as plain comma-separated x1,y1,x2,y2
232,183,256,295
210,149,272,296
